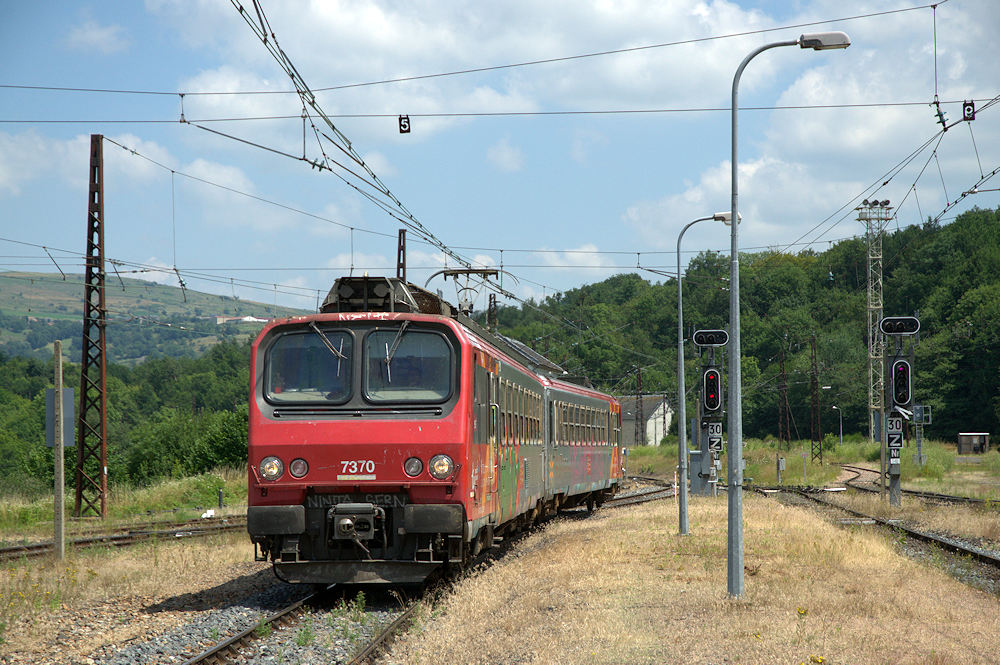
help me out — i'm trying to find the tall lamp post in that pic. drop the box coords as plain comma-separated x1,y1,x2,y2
728,31,850,597
831,406,843,447
676,212,732,535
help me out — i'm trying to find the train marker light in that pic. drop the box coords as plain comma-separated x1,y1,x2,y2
891,359,912,407
289,458,309,478
880,316,920,335
403,456,424,477
703,369,722,412
693,329,729,347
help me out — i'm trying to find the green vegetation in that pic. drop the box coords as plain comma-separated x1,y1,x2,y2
493,207,1000,441
0,468,247,537
0,271,304,364
0,341,251,503
0,208,997,521
626,436,1000,494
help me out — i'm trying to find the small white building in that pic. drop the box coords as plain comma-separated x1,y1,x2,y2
619,395,673,446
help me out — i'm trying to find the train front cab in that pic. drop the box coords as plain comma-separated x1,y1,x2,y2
247,314,475,585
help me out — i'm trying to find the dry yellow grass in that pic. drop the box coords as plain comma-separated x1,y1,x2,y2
825,492,1000,546
385,495,1000,665
1,531,264,658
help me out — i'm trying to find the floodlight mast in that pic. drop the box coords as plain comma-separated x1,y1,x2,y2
728,31,850,598
676,212,731,535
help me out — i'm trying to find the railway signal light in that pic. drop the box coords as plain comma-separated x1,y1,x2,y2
880,316,920,336
693,329,729,347
703,368,722,412
891,359,912,407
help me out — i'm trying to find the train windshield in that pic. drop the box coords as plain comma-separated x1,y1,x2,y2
365,328,453,402
265,329,353,403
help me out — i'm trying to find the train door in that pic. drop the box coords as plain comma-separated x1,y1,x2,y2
472,359,489,511
497,378,514,522
542,388,551,500
488,370,499,520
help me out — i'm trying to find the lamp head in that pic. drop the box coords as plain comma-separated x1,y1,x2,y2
713,211,742,226
798,31,851,50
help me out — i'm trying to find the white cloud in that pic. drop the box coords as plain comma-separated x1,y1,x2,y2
487,138,524,172
624,155,871,254
66,19,130,54
361,151,395,178
324,251,393,275
184,158,255,193
130,258,177,285
0,131,58,196
571,129,608,165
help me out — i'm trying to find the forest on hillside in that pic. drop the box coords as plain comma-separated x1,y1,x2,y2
492,206,1000,442
0,342,249,497
0,206,997,496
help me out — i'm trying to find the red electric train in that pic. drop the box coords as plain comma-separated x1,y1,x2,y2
247,276,624,584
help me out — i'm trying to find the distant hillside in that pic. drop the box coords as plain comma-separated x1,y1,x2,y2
0,272,309,364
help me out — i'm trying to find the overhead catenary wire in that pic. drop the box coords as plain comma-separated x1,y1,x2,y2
9,2,991,390
7,99,998,124
0,1,944,99
219,0,679,367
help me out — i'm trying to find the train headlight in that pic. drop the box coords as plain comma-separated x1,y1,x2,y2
259,456,284,481
289,458,309,478
428,454,454,480
403,457,423,477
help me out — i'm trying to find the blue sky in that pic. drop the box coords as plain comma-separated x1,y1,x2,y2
2,0,998,313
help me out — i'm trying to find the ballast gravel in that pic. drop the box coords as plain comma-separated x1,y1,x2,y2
90,582,308,664
88,583,402,665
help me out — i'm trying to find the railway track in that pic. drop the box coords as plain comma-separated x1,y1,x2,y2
840,463,996,507
775,486,1000,570
0,516,247,563
179,479,675,665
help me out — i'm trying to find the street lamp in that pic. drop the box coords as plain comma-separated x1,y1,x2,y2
831,406,843,447
727,30,850,598
676,211,732,535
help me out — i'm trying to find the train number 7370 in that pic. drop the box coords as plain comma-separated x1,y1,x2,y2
341,460,376,475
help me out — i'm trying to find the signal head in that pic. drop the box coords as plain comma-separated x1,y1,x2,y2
879,316,920,336
891,359,912,407
693,329,729,347
703,368,722,412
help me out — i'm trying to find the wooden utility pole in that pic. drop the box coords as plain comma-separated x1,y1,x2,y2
75,134,109,518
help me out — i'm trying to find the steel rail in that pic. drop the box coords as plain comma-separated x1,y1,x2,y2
782,488,1000,569
181,591,320,665
0,519,247,562
345,601,422,665
840,464,995,507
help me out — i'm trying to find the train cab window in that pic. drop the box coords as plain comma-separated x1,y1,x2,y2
265,329,353,403
364,329,452,402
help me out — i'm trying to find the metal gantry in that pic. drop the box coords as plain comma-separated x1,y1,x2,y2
861,201,892,495
809,335,822,464
74,134,109,518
